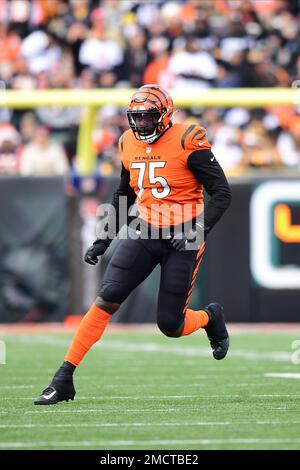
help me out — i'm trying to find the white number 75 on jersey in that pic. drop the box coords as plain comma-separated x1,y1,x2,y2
130,162,170,200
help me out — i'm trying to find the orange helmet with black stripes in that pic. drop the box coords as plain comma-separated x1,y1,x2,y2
127,84,174,144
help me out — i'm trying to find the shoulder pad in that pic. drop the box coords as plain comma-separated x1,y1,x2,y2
181,125,211,151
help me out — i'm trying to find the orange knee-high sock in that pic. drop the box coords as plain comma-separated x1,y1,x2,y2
180,308,209,336
65,304,111,366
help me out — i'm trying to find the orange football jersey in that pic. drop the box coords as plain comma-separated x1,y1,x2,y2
119,123,211,227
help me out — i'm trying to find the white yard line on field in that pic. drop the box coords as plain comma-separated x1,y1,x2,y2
1,438,300,448
264,373,300,379
0,422,233,429
225,383,283,387
4,393,300,401
3,381,281,389
25,405,293,415
26,408,193,414
1,420,300,429
2,395,197,401
15,336,292,362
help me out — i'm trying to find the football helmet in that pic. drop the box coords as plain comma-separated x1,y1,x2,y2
127,84,174,144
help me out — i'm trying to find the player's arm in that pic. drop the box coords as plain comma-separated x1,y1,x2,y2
104,162,137,238
187,149,231,238
84,163,136,265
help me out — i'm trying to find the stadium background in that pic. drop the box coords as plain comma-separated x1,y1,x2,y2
0,0,299,323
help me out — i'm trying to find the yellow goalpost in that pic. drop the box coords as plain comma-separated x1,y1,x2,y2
3,87,299,175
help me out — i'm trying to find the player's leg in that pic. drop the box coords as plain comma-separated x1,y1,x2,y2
34,238,159,405
156,243,207,337
156,242,229,360
63,238,159,367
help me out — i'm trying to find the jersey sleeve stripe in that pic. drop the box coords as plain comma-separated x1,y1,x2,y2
181,124,196,150
191,129,207,141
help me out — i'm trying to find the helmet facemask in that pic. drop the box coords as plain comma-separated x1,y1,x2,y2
127,109,166,144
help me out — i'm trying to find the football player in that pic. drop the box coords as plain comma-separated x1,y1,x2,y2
34,85,231,405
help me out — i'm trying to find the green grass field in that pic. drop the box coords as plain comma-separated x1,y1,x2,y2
1,328,300,450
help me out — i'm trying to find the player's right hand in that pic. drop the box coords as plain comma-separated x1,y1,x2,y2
84,239,110,265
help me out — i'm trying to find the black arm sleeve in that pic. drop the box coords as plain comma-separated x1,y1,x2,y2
98,163,136,243
112,163,136,211
187,149,231,235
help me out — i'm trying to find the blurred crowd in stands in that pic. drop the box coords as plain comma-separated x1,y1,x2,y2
0,0,299,183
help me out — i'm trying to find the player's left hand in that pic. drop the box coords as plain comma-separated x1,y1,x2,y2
84,239,110,265
169,231,199,251
169,222,205,252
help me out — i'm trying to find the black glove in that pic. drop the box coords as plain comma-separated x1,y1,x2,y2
169,222,207,252
84,239,110,265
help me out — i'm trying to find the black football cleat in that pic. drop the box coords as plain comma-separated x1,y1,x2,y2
34,367,76,405
203,303,229,360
